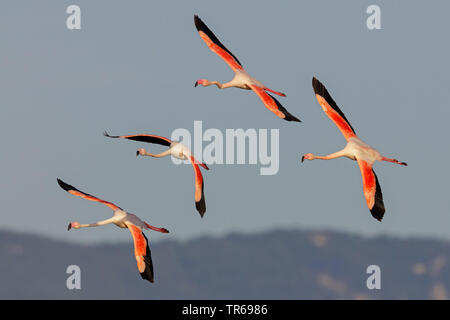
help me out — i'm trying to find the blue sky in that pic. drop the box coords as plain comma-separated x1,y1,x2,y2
1,0,449,244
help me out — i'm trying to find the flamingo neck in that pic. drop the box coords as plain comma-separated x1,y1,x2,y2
142,149,172,158
313,149,349,161
204,80,224,88
79,218,115,228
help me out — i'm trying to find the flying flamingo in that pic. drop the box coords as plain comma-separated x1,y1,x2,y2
103,132,209,217
194,15,301,122
301,78,407,221
57,178,169,283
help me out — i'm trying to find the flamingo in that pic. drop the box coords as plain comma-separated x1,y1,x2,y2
301,78,407,221
57,178,169,283
103,132,209,217
194,15,301,122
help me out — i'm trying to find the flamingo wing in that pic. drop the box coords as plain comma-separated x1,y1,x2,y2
189,155,206,217
57,178,121,211
127,223,154,283
312,77,356,140
194,15,243,72
249,84,301,122
104,132,171,147
357,160,385,221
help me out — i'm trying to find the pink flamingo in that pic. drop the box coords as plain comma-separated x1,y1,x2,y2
57,178,169,283
104,132,209,217
301,78,407,221
194,15,301,122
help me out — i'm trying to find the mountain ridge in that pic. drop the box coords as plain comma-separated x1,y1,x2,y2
1,228,449,299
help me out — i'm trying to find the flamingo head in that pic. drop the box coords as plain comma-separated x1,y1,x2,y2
136,148,146,157
68,222,80,231
301,153,314,163
194,79,207,87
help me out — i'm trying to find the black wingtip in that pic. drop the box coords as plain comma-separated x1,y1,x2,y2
195,183,206,218
196,200,206,218
194,15,202,31
283,111,302,122
140,272,154,283
311,77,355,133
312,77,320,93
57,178,72,192
268,93,302,122
312,77,327,97
103,131,119,138
370,171,385,222
140,271,154,283
193,14,242,67
286,115,302,123
140,234,155,283
370,205,385,222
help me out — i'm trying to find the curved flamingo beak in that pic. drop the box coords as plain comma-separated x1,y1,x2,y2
301,155,305,163
67,223,72,231
136,150,140,157
194,81,199,87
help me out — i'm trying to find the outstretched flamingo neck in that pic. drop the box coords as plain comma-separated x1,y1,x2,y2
139,148,172,158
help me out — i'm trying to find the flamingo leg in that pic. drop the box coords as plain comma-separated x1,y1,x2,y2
264,87,286,97
381,157,408,166
144,223,169,233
